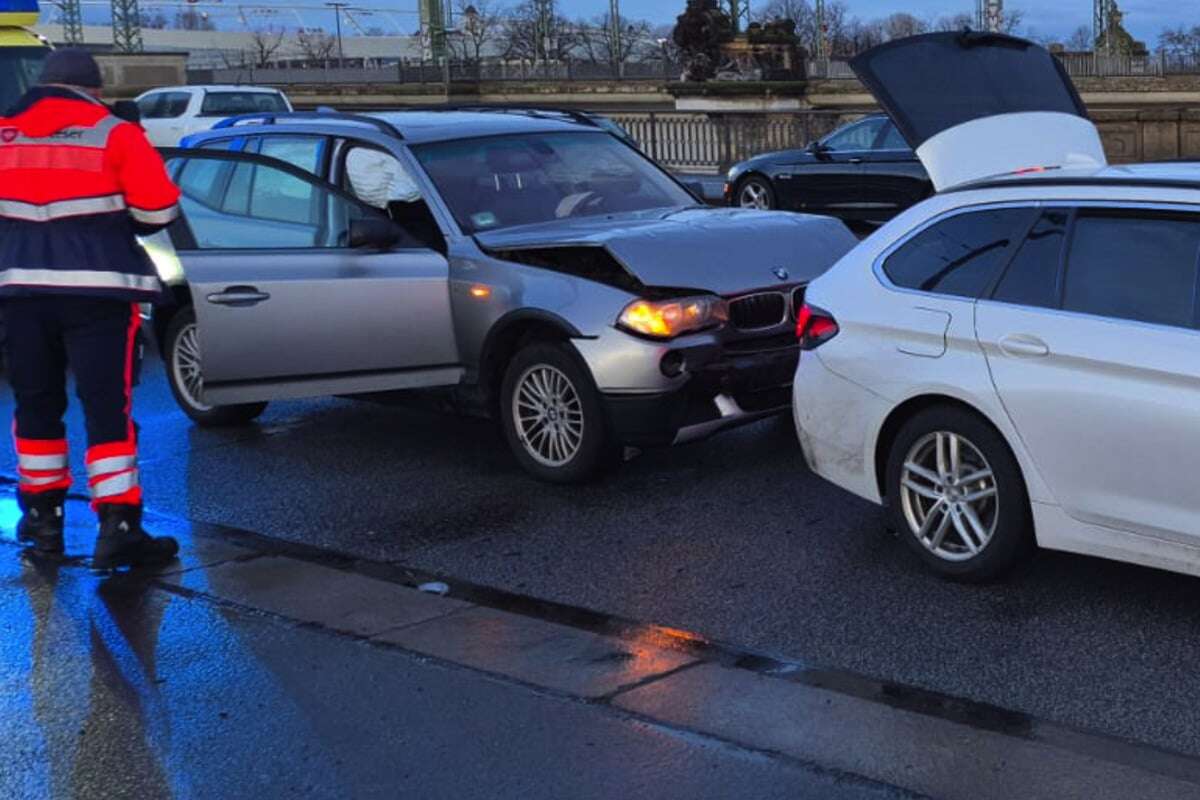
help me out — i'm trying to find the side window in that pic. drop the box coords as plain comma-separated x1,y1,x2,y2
196,137,240,152
875,121,908,151
991,209,1069,309
138,91,191,120
824,117,886,151
136,93,163,119
342,145,444,252
1062,211,1200,328
170,156,369,250
257,135,327,176
883,207,1036,298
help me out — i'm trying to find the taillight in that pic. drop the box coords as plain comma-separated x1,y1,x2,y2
795,303,838,350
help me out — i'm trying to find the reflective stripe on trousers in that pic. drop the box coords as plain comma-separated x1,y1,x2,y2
14,435,70,494
86,441,140,505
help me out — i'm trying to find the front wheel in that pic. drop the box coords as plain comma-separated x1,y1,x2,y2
885,406,1033,582
500,342,617,483
164,308,268,427
735,175,775,210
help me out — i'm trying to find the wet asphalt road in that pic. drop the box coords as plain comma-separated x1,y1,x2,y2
5,359,1200,760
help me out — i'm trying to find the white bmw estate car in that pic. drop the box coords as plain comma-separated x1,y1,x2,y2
794,31,1200,581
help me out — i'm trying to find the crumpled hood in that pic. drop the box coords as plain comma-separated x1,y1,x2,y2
475,207,858,296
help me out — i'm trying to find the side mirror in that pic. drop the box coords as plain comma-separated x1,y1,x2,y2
112,100,142,124
807,141,831,159
349,217,403,250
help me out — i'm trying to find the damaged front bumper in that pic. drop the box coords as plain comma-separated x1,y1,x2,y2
600,333,799,447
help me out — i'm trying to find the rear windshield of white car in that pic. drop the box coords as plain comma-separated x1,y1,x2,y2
411,132,695,234
200,91,288,116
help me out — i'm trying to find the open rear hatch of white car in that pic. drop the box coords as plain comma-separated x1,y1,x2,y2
850,31,1107,191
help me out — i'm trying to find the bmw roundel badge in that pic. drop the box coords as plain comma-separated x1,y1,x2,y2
772,267,790,281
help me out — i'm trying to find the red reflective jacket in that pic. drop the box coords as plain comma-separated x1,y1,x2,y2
0,86,181,300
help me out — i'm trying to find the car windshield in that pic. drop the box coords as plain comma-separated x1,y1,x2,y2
0,47,48,114
411,131,695,234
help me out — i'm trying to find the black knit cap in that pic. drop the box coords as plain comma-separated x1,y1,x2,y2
39,48,103,89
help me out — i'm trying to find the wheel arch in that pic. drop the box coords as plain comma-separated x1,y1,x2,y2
873,393,1016,501
479,310,584,415
151,283,194,353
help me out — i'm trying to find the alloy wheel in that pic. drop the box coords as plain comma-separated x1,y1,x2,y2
512,364,585,468
738,181,771,209
172,322,212,412
899,431,999,562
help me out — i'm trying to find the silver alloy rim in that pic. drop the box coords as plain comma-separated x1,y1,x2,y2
172,322,212,412
512,364,584,468
899,431,999,562
738,181,771,209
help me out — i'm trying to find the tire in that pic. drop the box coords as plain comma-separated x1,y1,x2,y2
884,405,1033,582
500,341,617,484
735,175,775,210
164,308,267,427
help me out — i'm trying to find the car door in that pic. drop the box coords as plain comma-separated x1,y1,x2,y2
857,120,930,221
164,149,461,405
975,206,1200,543
777,117,882,217
850,32,1105,191
135,90,192,147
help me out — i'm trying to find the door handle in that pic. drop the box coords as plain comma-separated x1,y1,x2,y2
848,157,863,164
998,334,1049,358
207,286,271,306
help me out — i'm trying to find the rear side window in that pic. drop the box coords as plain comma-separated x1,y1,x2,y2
991,209,1069,308
138,91,191,119
1062,212,1200,328
199,91,288,117
256,135,326,176
883,207,1035,298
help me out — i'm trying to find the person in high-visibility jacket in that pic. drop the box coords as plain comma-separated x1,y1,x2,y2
0,49,181,570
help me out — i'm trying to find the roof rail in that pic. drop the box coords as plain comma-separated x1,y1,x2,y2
211,110,404,138
411,104,603,130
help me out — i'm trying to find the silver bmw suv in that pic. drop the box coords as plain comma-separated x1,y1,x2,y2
157,108,856,481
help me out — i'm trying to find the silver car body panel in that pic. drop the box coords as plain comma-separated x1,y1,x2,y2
475,208,856,295
184,248,460,404
173,118,860,447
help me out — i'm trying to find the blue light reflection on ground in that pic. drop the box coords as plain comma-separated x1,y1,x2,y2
0,495,22,543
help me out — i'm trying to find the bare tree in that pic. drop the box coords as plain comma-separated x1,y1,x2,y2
296,28,338,62
448,0,502,62
934,13,973,32
249,26,286,67
881,13,927,41
1160,25,1200,57
500,0,579,63
575,14,653,67
1066,24,1093,51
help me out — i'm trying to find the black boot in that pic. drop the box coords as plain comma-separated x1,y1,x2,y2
16,490,66,556
92,504,178,571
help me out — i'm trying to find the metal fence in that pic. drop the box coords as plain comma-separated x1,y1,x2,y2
609,111,848,174
191,59,682,86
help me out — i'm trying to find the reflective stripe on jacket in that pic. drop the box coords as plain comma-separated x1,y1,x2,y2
0,86,182,301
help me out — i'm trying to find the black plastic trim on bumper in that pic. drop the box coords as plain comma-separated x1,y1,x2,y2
602,344,800,447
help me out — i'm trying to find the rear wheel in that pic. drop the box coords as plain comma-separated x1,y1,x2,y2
164,308,267,427
500,342,616,483
885,406,1033,582
736,175,775,210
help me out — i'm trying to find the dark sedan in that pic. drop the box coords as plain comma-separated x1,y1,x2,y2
725,114,932,224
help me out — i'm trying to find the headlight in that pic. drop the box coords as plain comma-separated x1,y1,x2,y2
617,295,728,339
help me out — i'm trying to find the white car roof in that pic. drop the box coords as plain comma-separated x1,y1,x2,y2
145,85,286,94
